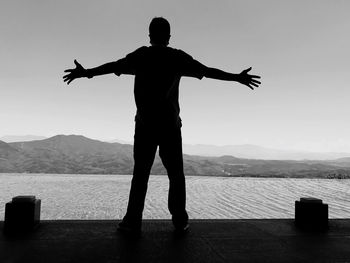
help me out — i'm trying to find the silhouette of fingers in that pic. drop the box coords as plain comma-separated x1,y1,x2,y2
250,82,259,87
64,69,74,73
63,77,72,83
65,77,75,85
63,74,74,84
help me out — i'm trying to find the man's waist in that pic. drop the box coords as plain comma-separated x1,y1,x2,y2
135,112,182,127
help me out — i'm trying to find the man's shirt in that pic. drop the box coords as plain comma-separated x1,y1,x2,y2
113,46,206,127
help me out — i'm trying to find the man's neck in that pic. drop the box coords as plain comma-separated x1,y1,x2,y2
151,44,168,47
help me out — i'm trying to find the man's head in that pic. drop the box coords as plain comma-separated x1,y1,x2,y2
149,17,171,46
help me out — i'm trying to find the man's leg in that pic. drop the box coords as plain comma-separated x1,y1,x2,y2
121,123,158,229
159,126,188,228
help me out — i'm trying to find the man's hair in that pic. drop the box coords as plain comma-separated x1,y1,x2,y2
149,17,171,45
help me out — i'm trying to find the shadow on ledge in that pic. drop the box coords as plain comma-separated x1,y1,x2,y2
1,219,350,263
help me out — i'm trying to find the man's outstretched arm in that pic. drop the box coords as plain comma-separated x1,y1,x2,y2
204,67,261,90
63,60,120,85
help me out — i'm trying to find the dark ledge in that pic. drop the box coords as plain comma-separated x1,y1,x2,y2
1,219,350,262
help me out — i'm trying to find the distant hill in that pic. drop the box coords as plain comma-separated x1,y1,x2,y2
334,157,350,163
182,143,350,160
0,135,47,143
107,139,133,144
0,135,350,178
7,135,134,174
329,157,350,167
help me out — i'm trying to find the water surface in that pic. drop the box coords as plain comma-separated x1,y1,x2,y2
1,174,349,220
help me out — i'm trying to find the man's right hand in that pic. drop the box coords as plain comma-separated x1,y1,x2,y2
237,67,261,90
63,60,87,85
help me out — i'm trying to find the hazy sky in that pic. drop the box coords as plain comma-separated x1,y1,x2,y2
1,0,349,152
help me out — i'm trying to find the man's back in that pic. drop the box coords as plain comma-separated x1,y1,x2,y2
115,46,205,126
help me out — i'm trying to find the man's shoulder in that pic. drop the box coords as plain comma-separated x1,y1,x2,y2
168,47,187,54
129,46,148,55
166,47,194,60
123,46,149,62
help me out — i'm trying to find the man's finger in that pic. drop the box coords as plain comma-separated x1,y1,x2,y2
250,75,261,79
64,69,74,73
67,79,73,85
251,79,261,85
74,59,80,67
63,73,71,79
247,84,254,90
244,67,252,73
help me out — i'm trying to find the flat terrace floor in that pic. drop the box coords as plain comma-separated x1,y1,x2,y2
1,219,350,263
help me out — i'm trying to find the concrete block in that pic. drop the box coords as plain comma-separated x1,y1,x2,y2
295,197,328,229
4,195,41,233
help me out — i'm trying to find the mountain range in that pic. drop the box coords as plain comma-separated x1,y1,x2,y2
109,139,350,161
1,135,350,178
3,135,350,161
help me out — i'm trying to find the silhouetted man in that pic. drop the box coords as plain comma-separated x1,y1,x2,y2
63,17,261,234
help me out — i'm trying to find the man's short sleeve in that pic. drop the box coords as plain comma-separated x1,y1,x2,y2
113,46,146,76
177,50,206,79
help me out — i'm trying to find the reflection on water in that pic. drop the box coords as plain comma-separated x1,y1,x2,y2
0,174,349,220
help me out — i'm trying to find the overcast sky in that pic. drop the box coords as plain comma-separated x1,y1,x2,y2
1,0,349,152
